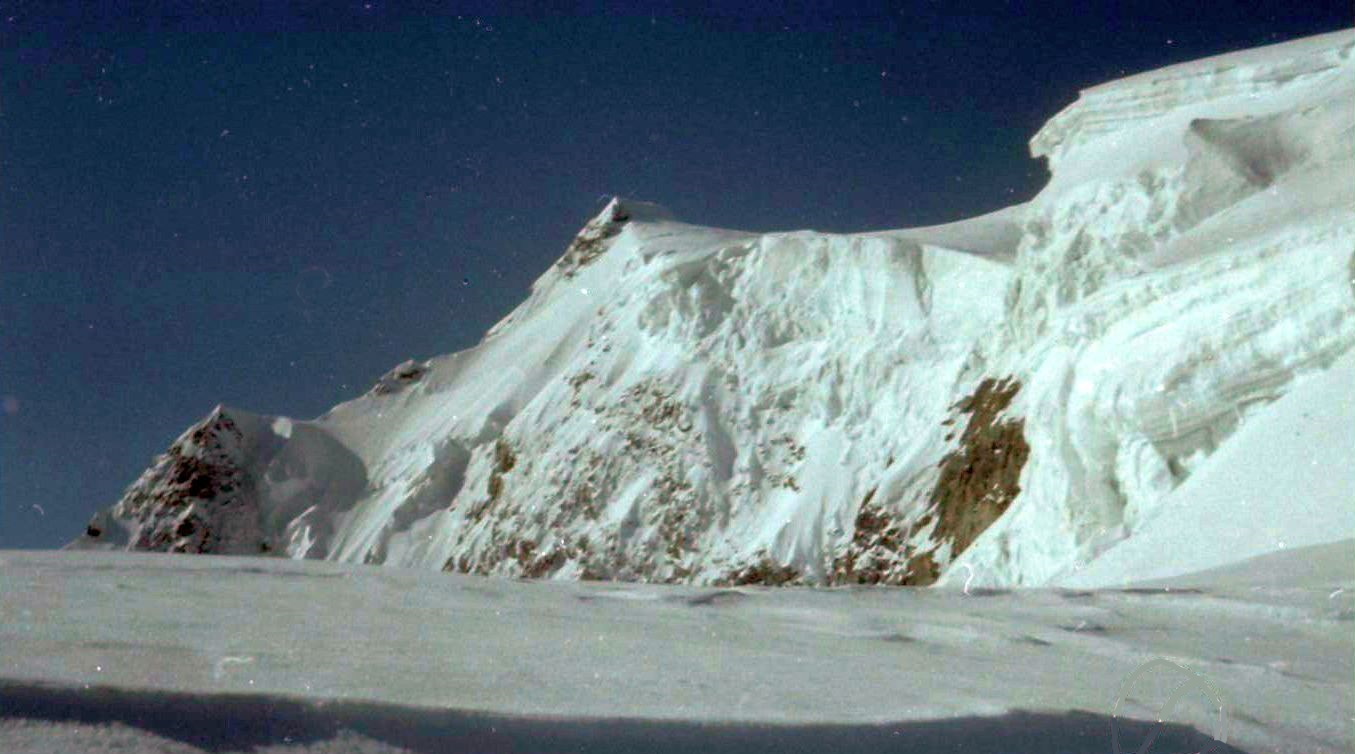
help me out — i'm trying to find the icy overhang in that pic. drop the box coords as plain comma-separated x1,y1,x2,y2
1030,29,1355,171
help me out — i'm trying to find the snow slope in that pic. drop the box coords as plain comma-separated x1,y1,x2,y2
1,544,1350,753
1058,347,1355,587
70,30,1355,589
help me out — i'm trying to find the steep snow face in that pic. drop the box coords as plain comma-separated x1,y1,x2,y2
71,31,1355,587
945,28,1355,586
310,208,1019,585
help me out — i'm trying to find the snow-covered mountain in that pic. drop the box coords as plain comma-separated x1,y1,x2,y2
71,30,1355,588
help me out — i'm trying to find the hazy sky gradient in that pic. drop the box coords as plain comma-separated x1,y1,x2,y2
3,2,1350,548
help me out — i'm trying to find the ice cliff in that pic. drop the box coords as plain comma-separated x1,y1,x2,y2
72,30,1355,587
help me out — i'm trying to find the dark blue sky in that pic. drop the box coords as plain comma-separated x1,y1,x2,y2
2,2,1350,549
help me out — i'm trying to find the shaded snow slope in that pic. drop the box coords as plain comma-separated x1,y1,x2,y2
70,30,1355,587
1,547,1350,753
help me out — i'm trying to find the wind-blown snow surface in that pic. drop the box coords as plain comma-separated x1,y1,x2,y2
72,29,1355,591
1,542,1352,754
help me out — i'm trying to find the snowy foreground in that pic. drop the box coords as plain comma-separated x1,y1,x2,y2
1,540,1352,754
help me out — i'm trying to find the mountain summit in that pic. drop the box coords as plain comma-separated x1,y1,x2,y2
72,30,1355,587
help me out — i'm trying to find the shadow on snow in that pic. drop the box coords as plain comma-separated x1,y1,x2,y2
0,680,1246,754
